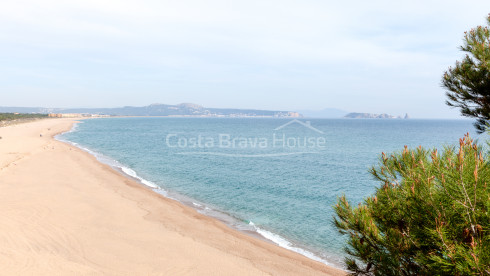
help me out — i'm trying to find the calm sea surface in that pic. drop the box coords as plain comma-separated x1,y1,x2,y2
59,118,479,267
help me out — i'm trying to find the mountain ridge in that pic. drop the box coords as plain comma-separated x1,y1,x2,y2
0,104,301,118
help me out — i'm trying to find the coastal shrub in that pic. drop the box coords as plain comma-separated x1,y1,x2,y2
333,135,489,275
443,14,490,133
0,113,48,122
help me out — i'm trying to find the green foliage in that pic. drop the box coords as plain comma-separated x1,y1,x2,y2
442,14,490,133
334,135,490,275
0,113,48,122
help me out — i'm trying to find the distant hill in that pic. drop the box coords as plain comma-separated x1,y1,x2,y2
0,103,301,118
296,108,348,118
344,112,400,119
0,106,58,114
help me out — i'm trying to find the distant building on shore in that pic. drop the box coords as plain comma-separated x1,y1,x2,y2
273,111,301,118
49,113,110,118
48,113,80,118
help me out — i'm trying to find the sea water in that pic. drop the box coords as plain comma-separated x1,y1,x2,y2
59,117,479,268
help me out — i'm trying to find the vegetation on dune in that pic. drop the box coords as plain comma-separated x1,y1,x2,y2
334,15,490,275
334,135,489,275
0,113,48,122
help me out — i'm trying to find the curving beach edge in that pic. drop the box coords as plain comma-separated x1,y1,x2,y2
0,118,345,275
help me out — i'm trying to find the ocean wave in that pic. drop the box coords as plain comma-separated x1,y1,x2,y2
248,221,335,266
192,202,203,207
120,167,159,189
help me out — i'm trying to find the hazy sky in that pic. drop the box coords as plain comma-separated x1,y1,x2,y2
1,1,489,118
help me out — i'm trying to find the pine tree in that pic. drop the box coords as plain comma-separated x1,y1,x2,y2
443,14,490,133
333,135,489,275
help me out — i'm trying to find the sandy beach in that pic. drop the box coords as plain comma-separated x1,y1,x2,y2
0,118,344,275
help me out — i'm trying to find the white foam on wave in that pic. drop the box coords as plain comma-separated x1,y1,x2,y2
63,121,81,134
248,221,334,266
121,166,138,178
192,202,203,207
54,122,80,143
120,167,159,188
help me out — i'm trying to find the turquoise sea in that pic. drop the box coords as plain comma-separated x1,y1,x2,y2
59,118,478,268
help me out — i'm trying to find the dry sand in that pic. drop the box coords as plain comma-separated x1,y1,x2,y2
0,118,345,275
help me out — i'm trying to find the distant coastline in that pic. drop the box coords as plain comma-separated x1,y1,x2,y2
344,112,409,119
0,103,302,118
0,105,419,120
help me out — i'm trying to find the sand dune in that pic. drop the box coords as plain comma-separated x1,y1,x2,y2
0,118,344,275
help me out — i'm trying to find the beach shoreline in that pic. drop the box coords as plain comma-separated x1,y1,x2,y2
57,118,344,268
0,118,345,275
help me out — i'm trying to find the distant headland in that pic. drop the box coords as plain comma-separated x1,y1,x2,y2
344,112,409,119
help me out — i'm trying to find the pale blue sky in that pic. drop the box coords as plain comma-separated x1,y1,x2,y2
1,0,489,118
